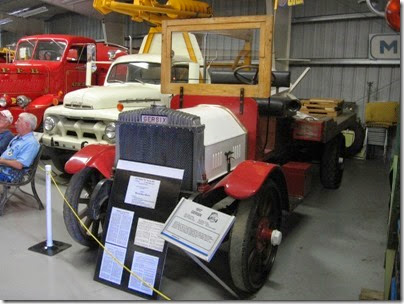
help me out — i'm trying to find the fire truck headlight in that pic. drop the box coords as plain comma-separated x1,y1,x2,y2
44,116,57,132
0,97,7,107
104,122,116,140
16,95,31,108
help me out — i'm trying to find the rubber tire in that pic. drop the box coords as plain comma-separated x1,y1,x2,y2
63,167,102,248
229,179,282,294
320,134,345,189
343,120,365,158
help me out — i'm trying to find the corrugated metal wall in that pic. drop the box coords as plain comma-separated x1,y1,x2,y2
1,31,19,47
290,0,400,120
45,13,104,40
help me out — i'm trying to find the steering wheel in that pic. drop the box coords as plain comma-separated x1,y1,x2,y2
233,65,259,85
233,65,277,85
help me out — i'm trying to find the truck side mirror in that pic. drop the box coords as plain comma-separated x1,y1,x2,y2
66,49,79,62
188,62,200,84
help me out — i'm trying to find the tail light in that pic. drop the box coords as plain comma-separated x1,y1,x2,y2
386,0,400,32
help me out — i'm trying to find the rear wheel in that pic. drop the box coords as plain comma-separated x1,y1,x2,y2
63,167,106,248
320,134,345,189
342,120,365,158
229,179,282,294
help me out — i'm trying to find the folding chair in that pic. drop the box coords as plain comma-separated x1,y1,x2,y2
0,145,44,215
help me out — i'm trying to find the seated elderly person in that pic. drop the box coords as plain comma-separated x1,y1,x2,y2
0,110,14,154
0,113,39,183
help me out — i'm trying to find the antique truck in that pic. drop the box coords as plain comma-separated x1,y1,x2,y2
0,34,127,132
62,15,358,296
41,31,203,172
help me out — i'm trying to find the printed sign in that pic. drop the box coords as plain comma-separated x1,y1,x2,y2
124,176,161,209
161,198,235,262
369,34,400,60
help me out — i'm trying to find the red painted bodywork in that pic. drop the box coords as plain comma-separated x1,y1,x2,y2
211,160,279,200
65,144,116,178
293,119,324,141
282,162,313,198
171,95,258,160
0,34,126,131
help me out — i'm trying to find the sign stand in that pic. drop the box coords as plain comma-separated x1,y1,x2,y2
184,250,240,299
93,160,184,299
29,165,71,256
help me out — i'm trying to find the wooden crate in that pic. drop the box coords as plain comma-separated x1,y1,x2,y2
300,98,344,117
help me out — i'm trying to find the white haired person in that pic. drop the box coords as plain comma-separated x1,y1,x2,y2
0,110,14,154
0,113,39,182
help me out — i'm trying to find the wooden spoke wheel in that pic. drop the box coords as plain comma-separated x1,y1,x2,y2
229,179,282,294
63,167,108,248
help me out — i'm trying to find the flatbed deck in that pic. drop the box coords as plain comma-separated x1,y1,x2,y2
293,111,357,143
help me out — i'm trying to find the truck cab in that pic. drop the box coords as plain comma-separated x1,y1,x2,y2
0,34,126,131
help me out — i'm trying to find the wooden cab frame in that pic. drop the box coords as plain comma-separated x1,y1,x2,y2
161,15,273,98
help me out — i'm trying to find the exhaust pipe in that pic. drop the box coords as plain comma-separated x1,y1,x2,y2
258,96,301,117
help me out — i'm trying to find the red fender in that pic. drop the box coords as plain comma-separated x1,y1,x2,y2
65,144,115,178
211,160,290,210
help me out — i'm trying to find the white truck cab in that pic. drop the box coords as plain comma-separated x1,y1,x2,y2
42,32,203,171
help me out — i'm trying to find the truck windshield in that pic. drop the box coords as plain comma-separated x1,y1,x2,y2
15,40,36,60
107,62,162,84
33,40,67,61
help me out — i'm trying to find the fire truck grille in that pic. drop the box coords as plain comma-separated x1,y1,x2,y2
117,107,205,191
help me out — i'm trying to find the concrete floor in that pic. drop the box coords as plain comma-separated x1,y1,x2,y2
0,158,390,300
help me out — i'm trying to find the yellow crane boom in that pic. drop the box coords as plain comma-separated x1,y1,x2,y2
93,0,212,29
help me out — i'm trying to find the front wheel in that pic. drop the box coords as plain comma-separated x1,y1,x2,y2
63,167,106,248
228,179,282,294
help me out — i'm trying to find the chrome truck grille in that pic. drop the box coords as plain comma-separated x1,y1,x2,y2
117,107,205,191
53,118,107,142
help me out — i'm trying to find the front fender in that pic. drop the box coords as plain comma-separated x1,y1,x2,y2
65,144,115,178
9,94,59,129
211,160,290,211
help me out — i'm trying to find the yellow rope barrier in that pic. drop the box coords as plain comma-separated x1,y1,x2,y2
39,166,171,300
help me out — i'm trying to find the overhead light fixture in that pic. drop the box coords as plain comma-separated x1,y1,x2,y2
8,6,48,18
8,8,29,16
0,18,13,25
61,0,87,4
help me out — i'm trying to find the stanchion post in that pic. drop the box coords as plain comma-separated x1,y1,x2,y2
28,164,71,256
45,165,53,248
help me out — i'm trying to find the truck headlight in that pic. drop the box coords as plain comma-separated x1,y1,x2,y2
44,116,57,132
16,95,31,108
0,97,6,107
105,122,116,140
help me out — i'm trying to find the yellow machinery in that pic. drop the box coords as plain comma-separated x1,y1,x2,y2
0,47,15,63
93,0,212,29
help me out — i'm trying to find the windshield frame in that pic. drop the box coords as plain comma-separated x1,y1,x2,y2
106,61,163,85
15,38,68,62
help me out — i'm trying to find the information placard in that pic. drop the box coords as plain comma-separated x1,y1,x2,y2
161,198,235,262
94,160,184,299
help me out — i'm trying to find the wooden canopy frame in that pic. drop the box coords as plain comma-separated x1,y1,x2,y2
161,15,273,98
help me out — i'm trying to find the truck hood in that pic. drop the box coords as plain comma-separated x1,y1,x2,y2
63,84,162,110
0,63,49,96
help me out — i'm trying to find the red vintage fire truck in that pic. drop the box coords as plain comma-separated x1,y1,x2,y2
0,34,127,131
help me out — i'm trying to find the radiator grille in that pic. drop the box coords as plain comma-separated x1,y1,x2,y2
117,106,205,191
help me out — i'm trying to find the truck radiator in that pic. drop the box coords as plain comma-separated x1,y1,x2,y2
117,107,205,191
